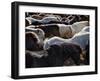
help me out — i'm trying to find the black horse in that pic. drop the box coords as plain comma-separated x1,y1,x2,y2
46,43,82,67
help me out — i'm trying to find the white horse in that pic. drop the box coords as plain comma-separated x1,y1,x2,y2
43,31,89,51
25,16,61,25
41,16,61,23
51,24,88,38
72,21,89,33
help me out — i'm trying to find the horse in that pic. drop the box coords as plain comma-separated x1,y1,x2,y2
34,24,75,38
72,21,89,33
46,43,82,66
25,50,49,68
25,16,61,25
43,32,89,51
26,32,42,51
26,27,45,46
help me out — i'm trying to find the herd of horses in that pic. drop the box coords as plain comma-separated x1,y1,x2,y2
25,13,90,68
